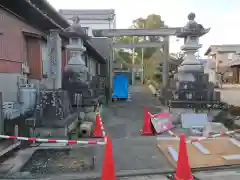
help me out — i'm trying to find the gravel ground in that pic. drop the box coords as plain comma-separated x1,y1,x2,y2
20,148,95,174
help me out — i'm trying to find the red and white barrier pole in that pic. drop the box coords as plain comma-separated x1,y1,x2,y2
148,112,179,138
187,129,240,143
0,135,106,145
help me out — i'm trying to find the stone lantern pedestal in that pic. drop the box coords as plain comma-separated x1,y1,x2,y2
168,13,225,109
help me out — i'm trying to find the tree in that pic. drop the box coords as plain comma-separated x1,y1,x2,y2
132,14,165,59
114,14,166,75
114,36,141,64
170,52,185,62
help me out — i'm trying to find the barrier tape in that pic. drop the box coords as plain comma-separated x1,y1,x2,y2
0,104,107,145
148,112,179,138
187,129,240,143
149,111,240,143
0,135,106,145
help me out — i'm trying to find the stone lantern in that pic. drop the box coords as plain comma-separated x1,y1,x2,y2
169,13,222,109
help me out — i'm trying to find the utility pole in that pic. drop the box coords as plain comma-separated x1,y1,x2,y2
141,48,144,84
132,36,135,85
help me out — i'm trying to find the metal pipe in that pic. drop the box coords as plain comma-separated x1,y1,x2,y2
132,36,135,85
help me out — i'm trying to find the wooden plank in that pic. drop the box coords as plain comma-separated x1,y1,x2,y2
157,137,240,168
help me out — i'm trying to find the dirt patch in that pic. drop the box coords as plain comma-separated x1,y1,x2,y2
20,148,95,174
157,137,240,169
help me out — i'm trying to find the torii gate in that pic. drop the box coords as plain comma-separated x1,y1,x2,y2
94,27,183,97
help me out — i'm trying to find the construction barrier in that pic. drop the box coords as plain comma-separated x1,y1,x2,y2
0,135,116,179
93,113,106,138
187,129,240,143
0,107,115,179
148,111,179,138
0,135,106,145
142,107,240,144
140,107,178,137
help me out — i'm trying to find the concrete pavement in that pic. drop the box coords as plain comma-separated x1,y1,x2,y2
95,84,172,173
219,88,240,106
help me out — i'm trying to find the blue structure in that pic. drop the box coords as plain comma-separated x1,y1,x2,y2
112,73,129,99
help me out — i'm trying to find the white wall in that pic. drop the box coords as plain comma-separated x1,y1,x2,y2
80,20,115,29
64,14,116,37
80,19,115,37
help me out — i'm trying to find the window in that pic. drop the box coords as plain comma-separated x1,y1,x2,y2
228,53,234,60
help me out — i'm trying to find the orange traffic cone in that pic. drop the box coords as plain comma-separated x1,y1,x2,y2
174,134,193,180
93,114,104,138
101,136,116,180
140,107,153,135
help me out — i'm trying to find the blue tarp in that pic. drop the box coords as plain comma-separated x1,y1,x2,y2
112,74,129,98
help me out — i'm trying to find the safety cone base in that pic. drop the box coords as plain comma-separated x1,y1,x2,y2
174,175,193,180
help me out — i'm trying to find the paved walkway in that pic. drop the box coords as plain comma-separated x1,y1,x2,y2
219,88,240,106
95,84,172,173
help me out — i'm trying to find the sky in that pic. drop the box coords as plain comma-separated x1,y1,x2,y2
48,0,240,57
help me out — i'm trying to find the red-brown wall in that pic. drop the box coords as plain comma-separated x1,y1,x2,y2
26,37,42,80
0,8,44,74
0,8,69,80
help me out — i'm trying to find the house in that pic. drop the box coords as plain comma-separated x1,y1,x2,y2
0,0,107,102
204,44,240,83
59,9,116,37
